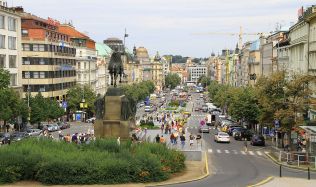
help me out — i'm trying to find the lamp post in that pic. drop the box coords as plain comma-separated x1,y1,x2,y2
25,55,38,124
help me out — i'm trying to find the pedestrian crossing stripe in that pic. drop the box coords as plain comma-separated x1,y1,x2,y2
207,149,268,157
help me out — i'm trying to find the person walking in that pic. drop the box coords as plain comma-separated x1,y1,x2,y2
189,134,195,149
160,135,166,144
117,137,120,146
161,124,164,134
180,134,186,149
155,134,160,143
244,139,248,152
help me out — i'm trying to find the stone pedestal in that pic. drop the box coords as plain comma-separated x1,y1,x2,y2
94,88,132,139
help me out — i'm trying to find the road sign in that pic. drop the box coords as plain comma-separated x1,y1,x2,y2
62,101,68,108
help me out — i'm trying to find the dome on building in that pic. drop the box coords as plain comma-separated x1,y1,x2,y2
136,47,149,59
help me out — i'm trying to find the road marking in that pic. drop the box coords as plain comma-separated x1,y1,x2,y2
241,151,246,155
224,150,230,154
264,151,269,154
232,150,238,154
248,151,255,155
256,151,263,156
208,149,213,153
216,149,222,153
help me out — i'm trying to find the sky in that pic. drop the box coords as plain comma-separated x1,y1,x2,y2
13,0,315,57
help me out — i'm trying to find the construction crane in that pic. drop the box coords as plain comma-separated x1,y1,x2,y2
192,26,268,49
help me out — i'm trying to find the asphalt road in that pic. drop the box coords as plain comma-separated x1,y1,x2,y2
165,92,316,187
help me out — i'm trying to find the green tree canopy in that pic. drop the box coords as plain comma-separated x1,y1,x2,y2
198,75,211,88
67,84,96,113
165,73,181,89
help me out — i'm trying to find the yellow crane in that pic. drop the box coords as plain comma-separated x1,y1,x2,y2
192,26,268,49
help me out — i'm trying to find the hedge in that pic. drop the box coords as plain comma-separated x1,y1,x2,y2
0,138,185,185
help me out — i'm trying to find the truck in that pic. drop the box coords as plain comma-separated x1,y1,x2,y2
206,114,216,126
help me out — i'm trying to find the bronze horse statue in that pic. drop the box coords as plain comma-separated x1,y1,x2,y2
108,47,124,87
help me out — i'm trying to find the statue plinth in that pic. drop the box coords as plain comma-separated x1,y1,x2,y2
94,87,135,140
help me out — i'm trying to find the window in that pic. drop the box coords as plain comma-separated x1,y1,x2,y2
33,72,39,79
8,17,16,31
9,55,16,68
39,44,45,51
0,34,5,48
10,73,17,86
33,44,39,51
8,36,16,50
0,15,4,29
24,71,30,78
22,29,28,36
22,44,30,51
40,72,45,78
39,58,45,65
0,54,5,68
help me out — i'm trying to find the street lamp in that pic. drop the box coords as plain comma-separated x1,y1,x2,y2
25,54,39,124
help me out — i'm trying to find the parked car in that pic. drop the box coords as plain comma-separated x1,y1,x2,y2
198,125,211,133
0,133,11,145
58,122,70,130
11,132,29,142
227,125,243,136
214,132,230,143
26,128,42,136
86,117,96,123
251,135,265,146
234,129,253,141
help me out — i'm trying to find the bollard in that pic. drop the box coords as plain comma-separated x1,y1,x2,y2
279,164,282,178
308,167,310,180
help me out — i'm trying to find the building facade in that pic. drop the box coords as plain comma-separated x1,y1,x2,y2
304,6,316,120
95,43,112,95
0,3,22,93
59,24,97,91
187,64,207,83
19,10,76,100
248,40,261,86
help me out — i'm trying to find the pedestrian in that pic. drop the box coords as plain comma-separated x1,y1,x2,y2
72,133,78,144
155,134,160,143
58,130,63,140
170,133,175,145
189,134,195,148
117,137,120,146
196,134,202,145
160,135,166,144
244,139,248,152
168,125,172,134
180,134,186,149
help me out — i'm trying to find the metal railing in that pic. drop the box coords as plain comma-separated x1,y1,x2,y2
278,150,316,169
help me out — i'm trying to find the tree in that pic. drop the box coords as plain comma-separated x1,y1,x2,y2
0,69,28,131
165,73,181,89
122,81,155,102
198,75,211,88
0,68,10,89
67,84,96,114
229,87,259,125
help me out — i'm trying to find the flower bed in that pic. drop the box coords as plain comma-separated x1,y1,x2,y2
0,138,185,185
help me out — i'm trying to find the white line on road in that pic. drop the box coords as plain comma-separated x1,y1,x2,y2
224,150,230,154
248,151,255,155
256,151,263,156
208,149,213,153
232,150,238,154
216,149,222,153
241,151,246,155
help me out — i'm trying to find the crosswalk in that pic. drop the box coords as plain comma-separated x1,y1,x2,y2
208,149,269,157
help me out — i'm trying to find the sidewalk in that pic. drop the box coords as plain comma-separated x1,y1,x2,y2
259,177,316,187
145,129,202,151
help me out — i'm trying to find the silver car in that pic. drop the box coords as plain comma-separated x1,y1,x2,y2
26,129,42,136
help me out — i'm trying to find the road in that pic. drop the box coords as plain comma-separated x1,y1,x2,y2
165,92,316,187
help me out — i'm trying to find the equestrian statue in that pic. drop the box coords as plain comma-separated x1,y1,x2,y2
108,47,124,87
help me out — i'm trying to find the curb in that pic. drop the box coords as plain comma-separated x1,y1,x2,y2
146,152,209,187
247,176,274,187
265,152,316,172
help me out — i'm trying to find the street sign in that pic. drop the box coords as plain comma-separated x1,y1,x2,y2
62,101,68,108
274,120,280,128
